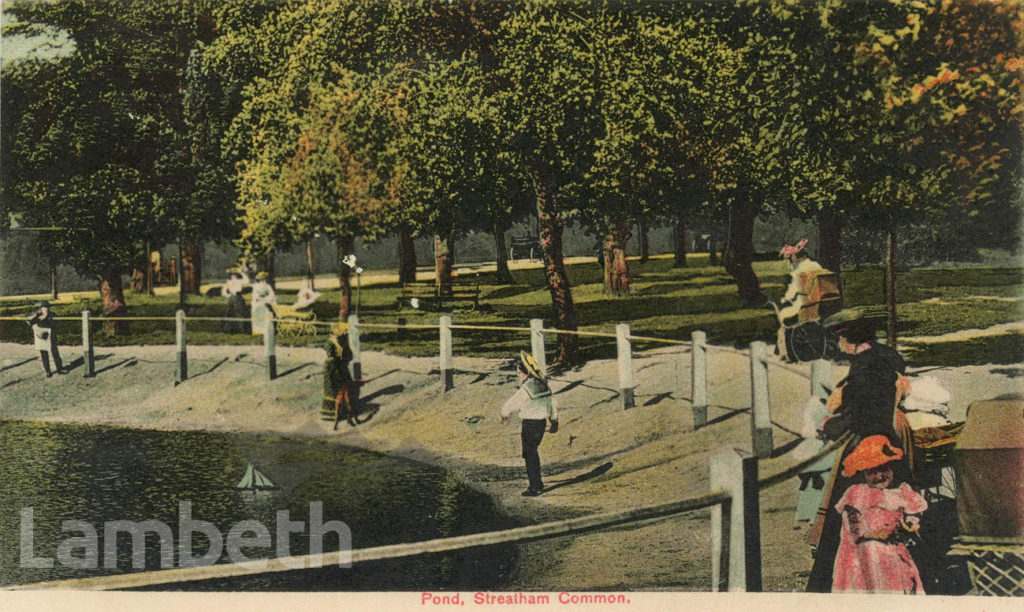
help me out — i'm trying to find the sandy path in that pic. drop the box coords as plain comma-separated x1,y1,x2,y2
1,340,1020,590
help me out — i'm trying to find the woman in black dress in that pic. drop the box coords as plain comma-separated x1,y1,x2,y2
806,305,912,592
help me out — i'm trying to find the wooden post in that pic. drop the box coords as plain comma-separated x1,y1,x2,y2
348,314,361,380
530,318,546,378
264,317,276,380
691,330,707,429
174,309,187,385
811,359,832,400
81,310,95,378
711,448,762,592
749,341,772,458
440,314,453,391
616,322,635,410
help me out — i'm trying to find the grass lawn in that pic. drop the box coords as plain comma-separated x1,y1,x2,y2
2,254,1020,367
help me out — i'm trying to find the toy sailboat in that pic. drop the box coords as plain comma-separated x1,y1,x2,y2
236,462,279,491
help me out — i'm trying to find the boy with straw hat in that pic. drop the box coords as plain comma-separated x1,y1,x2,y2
500,351,559,497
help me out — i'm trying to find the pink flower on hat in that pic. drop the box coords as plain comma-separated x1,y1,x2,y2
779,238,809,258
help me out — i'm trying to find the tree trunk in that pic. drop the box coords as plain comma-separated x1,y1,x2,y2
533,176,579,364
722,196,765,305
264,250,276,289
673,220,688,268
398,226,418,284
886,230,897,348
180,242,202,295
638,215,650,264
708,232,719,265
50,264,59,300
493,222,514,284
99,271,128,335
337,237,354,320
603,218,632,296
818,207,842,276
306,240,315,291
434,233,455,295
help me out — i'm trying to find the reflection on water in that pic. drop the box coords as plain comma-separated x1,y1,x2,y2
0,420,517,590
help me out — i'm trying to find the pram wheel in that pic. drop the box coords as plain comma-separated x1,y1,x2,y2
786,322,838,362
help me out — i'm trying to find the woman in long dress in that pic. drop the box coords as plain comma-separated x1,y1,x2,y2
806,305,912,592
250,272,277,336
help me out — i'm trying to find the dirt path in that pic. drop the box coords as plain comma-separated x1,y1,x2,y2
1,340,1020,590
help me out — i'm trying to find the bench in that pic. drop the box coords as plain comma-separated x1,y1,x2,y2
396,280,481,311
508,235,541,263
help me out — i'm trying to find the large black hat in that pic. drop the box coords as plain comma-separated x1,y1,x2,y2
822,305,888,331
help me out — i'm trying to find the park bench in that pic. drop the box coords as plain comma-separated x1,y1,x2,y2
508,234,541,263
396,280,481,311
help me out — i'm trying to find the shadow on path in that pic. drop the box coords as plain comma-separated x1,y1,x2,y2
362,384,405,403
543,462,614,494
641,392,674,407
94,358,133,375
0,358,35,373
770,437,804,459
191,357,229,379
275,362,315,378
704,405,749,427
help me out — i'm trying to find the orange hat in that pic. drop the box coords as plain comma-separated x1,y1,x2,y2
841,435,903,477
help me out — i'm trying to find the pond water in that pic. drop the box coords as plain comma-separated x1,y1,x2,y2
0,420,518,590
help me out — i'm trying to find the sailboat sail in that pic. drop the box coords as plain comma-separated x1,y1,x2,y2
236,464,254,489
253,468,275,489
236,463,278,490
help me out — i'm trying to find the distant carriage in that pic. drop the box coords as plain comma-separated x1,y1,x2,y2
275,303,318,338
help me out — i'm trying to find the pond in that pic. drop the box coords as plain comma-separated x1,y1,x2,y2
0,420,518,590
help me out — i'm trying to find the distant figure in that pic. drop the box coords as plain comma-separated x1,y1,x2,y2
500,351,559,497
776,239,825,360
293,279,321,310
221,267,250,333
322,321,357,429
832,435,927,594
26,301,63,377
250,271,277,336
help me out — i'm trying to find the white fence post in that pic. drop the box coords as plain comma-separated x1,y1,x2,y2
264,317,276,380
81,310,95,378
616,322,635,409
811,359,832,400
440,314,453,391
348,314,362,380
749,341,772,458
174,309,187,385
530,318,546,378
711,448,762,592
692,330,707,428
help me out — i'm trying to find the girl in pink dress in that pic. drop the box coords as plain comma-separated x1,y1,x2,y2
832,435,928,594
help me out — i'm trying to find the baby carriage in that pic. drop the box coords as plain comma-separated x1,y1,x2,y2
770,271,843,362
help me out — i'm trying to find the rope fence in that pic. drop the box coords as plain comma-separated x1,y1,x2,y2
4,309,829,452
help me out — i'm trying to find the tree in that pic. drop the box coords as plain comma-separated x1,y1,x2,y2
497,0,609,363
1,0,216,330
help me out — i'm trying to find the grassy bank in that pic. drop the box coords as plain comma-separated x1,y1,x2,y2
2,254,1020,366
